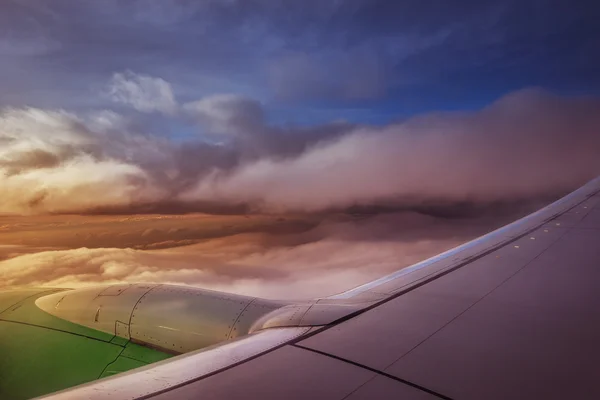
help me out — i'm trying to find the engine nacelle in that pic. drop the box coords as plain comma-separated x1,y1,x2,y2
35,284,286,353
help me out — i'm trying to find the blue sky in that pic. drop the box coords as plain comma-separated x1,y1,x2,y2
1,0,599,127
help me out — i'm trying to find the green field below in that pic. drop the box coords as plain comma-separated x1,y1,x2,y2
0,289,172,400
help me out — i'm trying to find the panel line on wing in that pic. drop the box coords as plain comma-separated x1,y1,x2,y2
380,224,572,370
291,344,453,400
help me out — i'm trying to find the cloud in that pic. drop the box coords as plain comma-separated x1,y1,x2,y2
107,71,178,115
1,88,599,215
183,93,352,159
2,156,160,214
184,94,265,134
0,107,165,214
0,244,409,299
0,109,569,299
182,89,600,212
0,211,499,299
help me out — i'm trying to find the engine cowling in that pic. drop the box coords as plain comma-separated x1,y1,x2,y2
35,283,287,354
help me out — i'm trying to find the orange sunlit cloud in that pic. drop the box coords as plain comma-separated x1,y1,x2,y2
0,210,526,299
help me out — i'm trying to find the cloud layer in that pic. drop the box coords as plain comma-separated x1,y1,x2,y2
0,211,514,299
1,86,599,215
186,89,600,211
1,83,597,297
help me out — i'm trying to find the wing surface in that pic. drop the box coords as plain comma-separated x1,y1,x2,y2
41,177,600,400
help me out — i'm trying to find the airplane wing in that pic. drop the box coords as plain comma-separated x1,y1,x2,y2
8,176,600,399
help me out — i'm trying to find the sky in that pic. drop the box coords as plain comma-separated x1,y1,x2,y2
1,1,600,298
2,0,600,123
